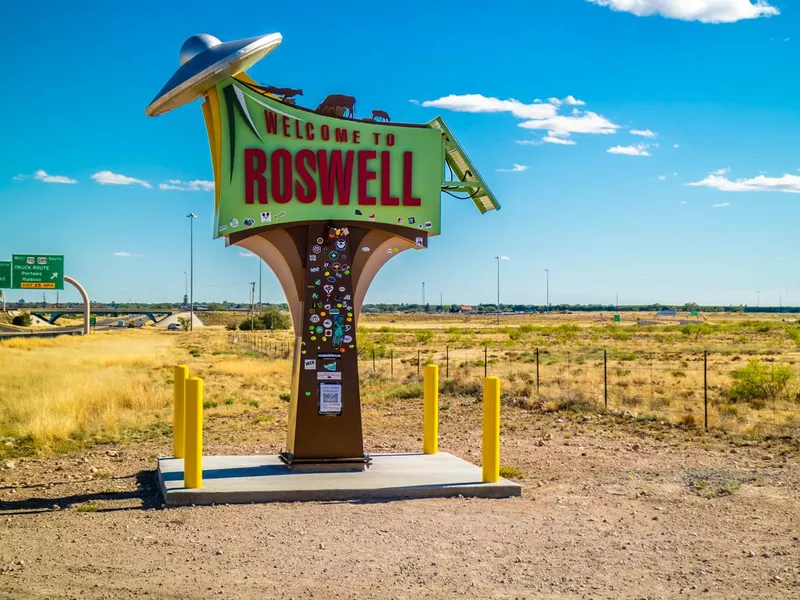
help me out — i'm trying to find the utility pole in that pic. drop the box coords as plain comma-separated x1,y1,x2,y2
250,281,256,329
186,213,198,331
616,293,618,310
42,291,46,308
56,291,59,308
545,268,550,313
258,261,262,313
422,282,426,308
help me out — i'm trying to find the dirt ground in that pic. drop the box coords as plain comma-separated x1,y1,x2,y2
1,406,798,599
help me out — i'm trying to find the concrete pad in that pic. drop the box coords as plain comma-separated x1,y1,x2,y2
157,452,522,506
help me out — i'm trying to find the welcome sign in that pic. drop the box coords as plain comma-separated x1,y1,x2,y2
211,80,444,239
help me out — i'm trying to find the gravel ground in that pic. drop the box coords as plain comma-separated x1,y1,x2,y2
1,412,798,599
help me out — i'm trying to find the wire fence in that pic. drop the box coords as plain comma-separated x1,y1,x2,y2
227,332,800,436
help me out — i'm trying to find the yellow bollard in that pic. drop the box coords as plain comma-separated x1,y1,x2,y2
423,364,439,454
173,365,189,459
482,376,501,483
184,376,203,489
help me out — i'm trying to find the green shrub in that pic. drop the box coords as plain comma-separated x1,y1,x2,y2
726,360,793,409
279,392,291,402
12,313,31,327
239,307,290,331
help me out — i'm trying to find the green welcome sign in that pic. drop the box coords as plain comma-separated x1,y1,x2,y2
213,80,444,239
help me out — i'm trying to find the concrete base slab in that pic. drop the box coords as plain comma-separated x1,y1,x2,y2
157,452,522,506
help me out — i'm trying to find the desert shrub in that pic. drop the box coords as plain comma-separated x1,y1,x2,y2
725,360,793,409
238,307,290,331
279,392,291,402
12,313,31,327
388,383,423,399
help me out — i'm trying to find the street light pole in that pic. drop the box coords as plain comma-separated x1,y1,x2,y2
545,268,549,313
258,262,262,313
187,213,198,331
184,271,188,306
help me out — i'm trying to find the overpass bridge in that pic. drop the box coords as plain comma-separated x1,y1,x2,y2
30,308,175,325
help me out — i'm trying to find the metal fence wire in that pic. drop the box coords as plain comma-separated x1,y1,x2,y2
228,333,800,435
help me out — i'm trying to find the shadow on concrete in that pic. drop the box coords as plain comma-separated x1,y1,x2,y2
0,470,161,515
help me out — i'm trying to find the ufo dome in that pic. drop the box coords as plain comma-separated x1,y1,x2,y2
180,34,222,66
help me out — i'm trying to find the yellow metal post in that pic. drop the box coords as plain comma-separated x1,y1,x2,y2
184,376,203,489
423,364,439,454
173,365,189,459
482,376,501,483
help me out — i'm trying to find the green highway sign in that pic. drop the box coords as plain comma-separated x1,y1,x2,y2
11,255,64,290
0,261,10,288
690,311,699,317
613,314,621,323
90,317,97,326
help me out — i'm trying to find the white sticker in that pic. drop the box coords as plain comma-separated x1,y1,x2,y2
304,359,317,370
319,383,343,414
318,372,342,381
260,212,272,223
415,237,424,246
310,314,320,324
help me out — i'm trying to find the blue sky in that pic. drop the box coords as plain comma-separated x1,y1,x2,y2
1,0,798,306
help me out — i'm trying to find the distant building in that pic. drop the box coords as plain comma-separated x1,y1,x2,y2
656,309,677,317
459,305,472,313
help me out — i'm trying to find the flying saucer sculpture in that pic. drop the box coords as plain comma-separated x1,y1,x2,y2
146,33,500,468
145,32,283,117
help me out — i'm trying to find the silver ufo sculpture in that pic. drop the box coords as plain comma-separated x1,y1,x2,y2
146,32,283,117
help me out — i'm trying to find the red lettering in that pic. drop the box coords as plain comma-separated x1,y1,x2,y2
353,130,361,144
244,148,267,204
358,150,377,206
318,150,354,205
402,151,420,206
386,133,395,147
380,151,399,206
295,149,317,203
306,122,315,141
271,148,293,203
282,116,290,137
321,125,330,141
335,128,348,143
373,132,380,145
265,111,278,135
294,119,304,140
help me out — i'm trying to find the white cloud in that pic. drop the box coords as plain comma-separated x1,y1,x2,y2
680,201,688,205
159,179,214,192
687,171,800,194
658,175,667,181
587,0,779,23
239,252,257,258
12,174,26,181
421,93,619,140
112,251,143,258
33,169,77,184
674,144,680,148
496,164,529,173
607,144,651,157
711,203,731,207
516,139,543,146
711,167,730,176
408,99,420,105
543,135,577,146
92,170,152,188
631,129,657,138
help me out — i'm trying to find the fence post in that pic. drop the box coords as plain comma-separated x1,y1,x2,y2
535,347,540,397
482,376,501,483
603,350,608,409
372,348,376,372
184,376,204,489
173,365,189,459
417,350,421,378
704,350,708,431
423,364,439,454
446,345,450,379
484,346,488,378
390,349,394,379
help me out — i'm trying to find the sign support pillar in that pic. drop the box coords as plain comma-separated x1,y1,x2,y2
64,276,90,336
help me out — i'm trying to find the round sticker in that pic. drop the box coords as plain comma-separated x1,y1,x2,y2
343,335,353,343
315,326,323,334
329,250,339,260
316,237,324,244
335,239,347,250
332,263,341,272
310,314,320,324
323,319,333,328
312,245,322,254
362,247,371,252
230,218,239,228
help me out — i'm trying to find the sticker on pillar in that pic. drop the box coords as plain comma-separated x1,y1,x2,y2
319,383,343,415
335,239,346,250
333,315,345,346
309,255,317,262
425,221,432,228
324,362,337,371
323,285,334,296
416,237,424,246
318,353,341,360
310,314,320,324
260,212,271,223
312,245,322,254
318,372,342,381
304,359,316,370
409,217,416,224
361,247,370,252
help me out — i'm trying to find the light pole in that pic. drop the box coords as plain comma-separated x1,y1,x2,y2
186,213,198,331
258,261,262,313
545,268,549,313
422,281,426,310
183,271,188,306
757,290,760,308
495,256,509,325
250,281,256,329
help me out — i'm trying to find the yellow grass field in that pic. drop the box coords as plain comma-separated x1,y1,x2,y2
1,311,799,457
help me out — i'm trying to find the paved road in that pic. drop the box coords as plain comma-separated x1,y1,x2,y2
0,314,145,338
